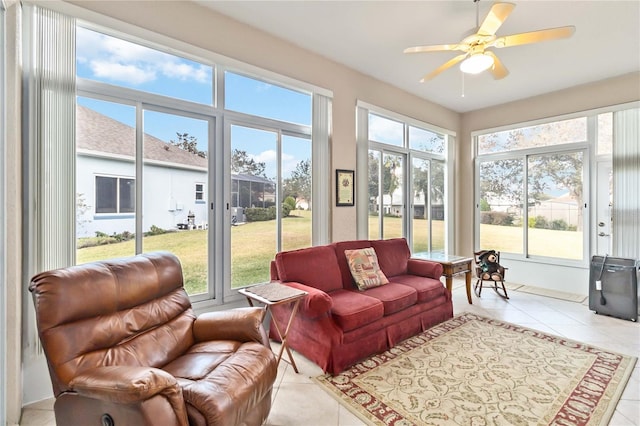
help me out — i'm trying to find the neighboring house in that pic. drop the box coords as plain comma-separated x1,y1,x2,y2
77,106,273,237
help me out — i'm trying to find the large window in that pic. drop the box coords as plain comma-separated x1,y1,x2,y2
74,25,326,303
225,72,313,288
476,117,588,261
363,108,451,253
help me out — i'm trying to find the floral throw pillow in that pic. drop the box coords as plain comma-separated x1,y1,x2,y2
344,248,389,291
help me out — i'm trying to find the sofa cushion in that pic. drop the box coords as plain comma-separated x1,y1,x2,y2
371,238,411,277
345,248,389,291
388,274,447,303
333,240,373,289
275,245,342,293
358,283,417,315
329,289,384,332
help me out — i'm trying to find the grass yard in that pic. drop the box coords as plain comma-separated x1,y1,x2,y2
77,213,582,295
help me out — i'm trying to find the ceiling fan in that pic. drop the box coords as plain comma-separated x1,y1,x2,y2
404,1,575,82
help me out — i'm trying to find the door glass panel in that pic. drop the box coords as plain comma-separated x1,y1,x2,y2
76,98,136,263
230,125,277,288
431,160,446,251
527,152,584,259
479,159,524,254
382,153,404,239
411,157,430,252
143,110,209,295
597,112,613,155
368,150,380,240
282,134,312,251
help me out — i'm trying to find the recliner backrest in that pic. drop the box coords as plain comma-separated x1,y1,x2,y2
29,252,196,396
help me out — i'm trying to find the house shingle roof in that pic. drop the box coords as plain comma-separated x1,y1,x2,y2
76,105,207,169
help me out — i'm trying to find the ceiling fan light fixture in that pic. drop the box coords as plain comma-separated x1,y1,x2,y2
459,53,495,74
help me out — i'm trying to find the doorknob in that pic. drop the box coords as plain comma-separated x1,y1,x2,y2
598,232,610,237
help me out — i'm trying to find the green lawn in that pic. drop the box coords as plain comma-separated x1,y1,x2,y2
77,213,581,295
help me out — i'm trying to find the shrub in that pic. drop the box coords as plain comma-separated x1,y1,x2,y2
281,203,291,218
245,203,292,222
480,211,514,226
284,196,297,211
145,225,167,236
245,207,275,222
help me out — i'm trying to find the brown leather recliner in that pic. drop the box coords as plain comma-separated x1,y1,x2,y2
29,251,278,426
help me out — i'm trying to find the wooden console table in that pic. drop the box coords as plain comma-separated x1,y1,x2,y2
238,282,307,373
413,252,474,304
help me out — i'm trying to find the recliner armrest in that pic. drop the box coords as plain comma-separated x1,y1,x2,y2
69,366,188,425
194,307,267,345
407,258,444,280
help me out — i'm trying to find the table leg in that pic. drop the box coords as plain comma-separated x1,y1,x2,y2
445,275,453,293
465,269,473,304
271,299,302,373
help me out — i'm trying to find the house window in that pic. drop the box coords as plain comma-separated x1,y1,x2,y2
95,176,135,213
195,183,204,201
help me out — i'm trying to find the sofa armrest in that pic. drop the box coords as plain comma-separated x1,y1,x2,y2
70,366,188,425
280,281,333,319
194,307,268,345
407,258,444,280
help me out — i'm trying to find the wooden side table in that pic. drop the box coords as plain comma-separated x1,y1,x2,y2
238,282,307,373
413,252,474,304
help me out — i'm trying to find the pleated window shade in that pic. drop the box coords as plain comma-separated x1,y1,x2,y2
24,5,76,357
26,6,76,273
612,108,640,260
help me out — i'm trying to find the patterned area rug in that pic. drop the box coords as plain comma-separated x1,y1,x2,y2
314,313,636,426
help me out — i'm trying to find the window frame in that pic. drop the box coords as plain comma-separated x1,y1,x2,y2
71,18,331,309
357,102,453,253
474,112,592,266
195,183,205,202
94,175,136,215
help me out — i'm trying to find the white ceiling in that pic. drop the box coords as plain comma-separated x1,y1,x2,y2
199,1,640,113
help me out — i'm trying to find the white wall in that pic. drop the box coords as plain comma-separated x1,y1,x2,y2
76,155,208,237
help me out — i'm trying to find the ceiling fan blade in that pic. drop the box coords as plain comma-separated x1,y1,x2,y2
420,54,467,82
404,44,463,54
493,26,576,48
478,2,515,36
485,51,509,79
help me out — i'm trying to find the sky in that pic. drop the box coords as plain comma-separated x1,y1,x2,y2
76,27,312,180
75,27,445,180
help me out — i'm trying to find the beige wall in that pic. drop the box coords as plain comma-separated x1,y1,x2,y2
456,72,640,257
65,0,461,242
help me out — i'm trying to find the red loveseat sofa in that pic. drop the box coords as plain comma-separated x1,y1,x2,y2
269,238,453,375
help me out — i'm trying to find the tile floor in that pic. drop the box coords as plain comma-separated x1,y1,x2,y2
20,281,640,425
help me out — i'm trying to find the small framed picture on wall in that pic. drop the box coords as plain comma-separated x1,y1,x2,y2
336,169,355,206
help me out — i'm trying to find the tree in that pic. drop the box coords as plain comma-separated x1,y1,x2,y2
413,160,430,219
283,159,311,207
382,154,400,208
368,152,400,212
231,149,266,177
170,132,206,158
